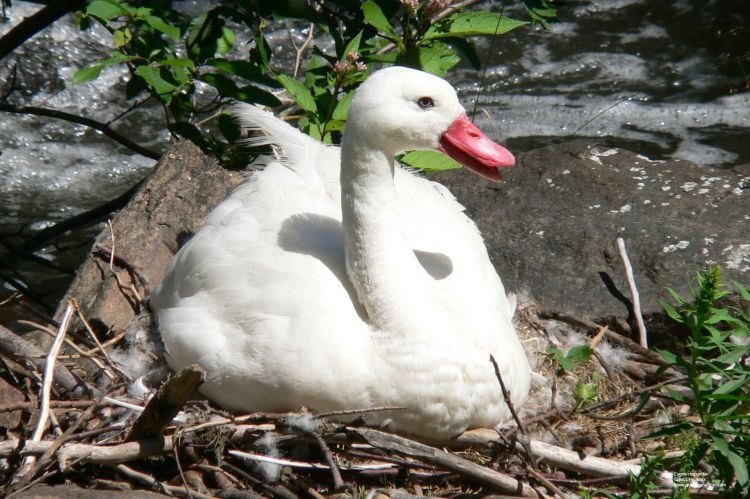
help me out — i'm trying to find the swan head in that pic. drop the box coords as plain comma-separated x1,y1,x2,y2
344,66,515,181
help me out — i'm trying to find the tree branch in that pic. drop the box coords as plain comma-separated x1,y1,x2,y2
0,103,161,160
0,1,86,62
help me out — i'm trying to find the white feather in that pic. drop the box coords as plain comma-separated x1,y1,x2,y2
151,67,530,439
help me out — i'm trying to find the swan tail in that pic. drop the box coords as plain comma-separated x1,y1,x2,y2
231,103,322,167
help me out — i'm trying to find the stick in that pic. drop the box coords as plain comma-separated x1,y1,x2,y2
0,436,174,470
454,429,674,488
489,354,536,468
616,238,648,348
115,464,218,499
12,303,76,483
539,310,665,365
0,324,82,394
354,428,536,496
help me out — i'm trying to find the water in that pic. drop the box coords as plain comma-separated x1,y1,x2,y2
1,0,748,310
454,0,750,166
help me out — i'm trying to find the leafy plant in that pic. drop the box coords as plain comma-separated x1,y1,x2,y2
72,0,552,166
548,344,593,372
654,268,750,495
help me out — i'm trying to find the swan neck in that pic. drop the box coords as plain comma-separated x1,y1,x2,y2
340,141,433,331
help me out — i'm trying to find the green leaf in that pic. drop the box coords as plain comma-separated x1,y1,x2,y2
567,345,593,364
142,13,181,41
342,31,363,60
207,59,279,87
662,301,684,323
711,434,749,485
113,28,132,47
416,42,460,77
713,376,749,395
86,0,128,22
277,74,317,114
332,91,355,121
425,12,528,40
522,0,557,26
135,65,177,102
401,150,462,171
361,0,398,39
72,64,105,84
217,27,235,55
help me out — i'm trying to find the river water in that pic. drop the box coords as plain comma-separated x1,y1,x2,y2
1,0,749,310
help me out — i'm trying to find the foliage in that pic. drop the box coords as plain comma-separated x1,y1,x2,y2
548,344,593,373
654,268,750,495
72,0,552,166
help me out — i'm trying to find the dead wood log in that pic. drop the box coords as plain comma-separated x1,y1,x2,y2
126,364,205,441
41,142,241,366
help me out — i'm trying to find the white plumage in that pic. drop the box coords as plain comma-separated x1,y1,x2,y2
150,67,531,439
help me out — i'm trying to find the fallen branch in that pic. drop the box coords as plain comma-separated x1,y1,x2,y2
617,238,648,348
0,324,85,395
126,364,205,441
0,103,160,160
454,429,675,488
354,427,536,496
0,436,174,470
14,302,76,482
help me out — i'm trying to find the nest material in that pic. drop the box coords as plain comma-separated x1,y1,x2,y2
0,290,710,498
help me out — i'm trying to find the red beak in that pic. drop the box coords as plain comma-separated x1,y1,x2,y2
438,114,515,181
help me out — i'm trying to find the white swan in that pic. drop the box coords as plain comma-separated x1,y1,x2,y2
150,66,530,439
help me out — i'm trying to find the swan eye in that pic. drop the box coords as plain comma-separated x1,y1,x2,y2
417,96,435,109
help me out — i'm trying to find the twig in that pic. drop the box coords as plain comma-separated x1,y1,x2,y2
115,464,218,499
588,324,609,349
354,427,536,496
592,350,619,390
489,354,536,468
539,310,666,366
14,302,75,482
173,438,195,499
72,300,129,380
316,405,406,418
313,433,345,490
617,238,648,348
19,318,118,381
292,23,315,79
11,401,99,491
0,324,83,394
0,103,160,160
525,465,566,499
0,400,92,413
221,461,298,499
1,436,174,469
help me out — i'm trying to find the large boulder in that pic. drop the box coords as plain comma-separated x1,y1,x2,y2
433,140,750,334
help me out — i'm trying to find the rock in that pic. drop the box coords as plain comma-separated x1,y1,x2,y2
44,141,242,377
433,140,750,334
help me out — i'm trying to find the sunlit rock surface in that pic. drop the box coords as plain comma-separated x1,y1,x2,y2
434,140,750,329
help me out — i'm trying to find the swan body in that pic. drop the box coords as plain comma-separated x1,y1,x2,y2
151,67,530,439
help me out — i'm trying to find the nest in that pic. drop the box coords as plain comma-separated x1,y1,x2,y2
0,290,713,498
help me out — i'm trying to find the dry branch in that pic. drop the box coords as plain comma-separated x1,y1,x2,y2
0,325,84,395
616,238,648,348
126,364,205,442
354,428,537,496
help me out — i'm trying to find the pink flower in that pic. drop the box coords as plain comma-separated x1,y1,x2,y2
333,60,353,74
